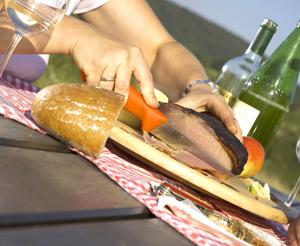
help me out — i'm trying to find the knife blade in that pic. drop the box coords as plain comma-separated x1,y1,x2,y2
124,86,235,177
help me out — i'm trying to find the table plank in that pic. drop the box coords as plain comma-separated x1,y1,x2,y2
0,116,69,153
0,218,193,246
0,145,149,225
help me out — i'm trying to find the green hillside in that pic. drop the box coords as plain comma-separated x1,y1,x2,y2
35,0,300,198
147,0,249,73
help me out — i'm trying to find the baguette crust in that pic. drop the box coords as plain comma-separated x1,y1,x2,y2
31,83,124,157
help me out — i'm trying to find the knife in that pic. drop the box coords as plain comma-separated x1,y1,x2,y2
124,86,235,177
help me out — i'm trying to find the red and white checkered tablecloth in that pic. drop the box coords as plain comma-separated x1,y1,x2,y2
0,74,289,246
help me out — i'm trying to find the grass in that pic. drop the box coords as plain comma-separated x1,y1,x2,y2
34,55,81,88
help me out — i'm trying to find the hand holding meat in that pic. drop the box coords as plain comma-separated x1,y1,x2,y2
288,215,300,246
175,84,243,142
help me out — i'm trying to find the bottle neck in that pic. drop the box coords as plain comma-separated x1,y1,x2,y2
248,26,276,56
244,49,263,63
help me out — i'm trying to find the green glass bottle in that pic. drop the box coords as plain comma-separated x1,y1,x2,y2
216,19,278,106
236,21,300,150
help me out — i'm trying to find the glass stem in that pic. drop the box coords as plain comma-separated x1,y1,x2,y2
0,31,23,78
285,176,300,207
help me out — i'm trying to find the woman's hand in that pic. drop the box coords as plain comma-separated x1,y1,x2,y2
289,215,300,246
70,25,158,108
175,84,242,142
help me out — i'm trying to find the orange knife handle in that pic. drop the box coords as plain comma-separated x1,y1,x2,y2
81,71,166,132
125,86,168,132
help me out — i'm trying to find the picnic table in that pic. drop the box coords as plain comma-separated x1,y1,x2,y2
0,75,298,245
0,115,194,245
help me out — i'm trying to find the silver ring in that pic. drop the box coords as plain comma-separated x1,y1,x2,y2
100,77,115,82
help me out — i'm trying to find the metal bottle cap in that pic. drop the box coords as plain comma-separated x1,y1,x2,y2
261,18,278,33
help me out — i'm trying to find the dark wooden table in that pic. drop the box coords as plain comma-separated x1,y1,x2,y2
0,116,194,246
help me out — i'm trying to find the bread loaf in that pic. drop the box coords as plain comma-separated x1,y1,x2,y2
31,83,124,157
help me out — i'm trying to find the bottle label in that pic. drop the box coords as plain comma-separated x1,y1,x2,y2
232,99,260,136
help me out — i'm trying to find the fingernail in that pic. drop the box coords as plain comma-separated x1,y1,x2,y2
152,101,159,108
153,97,159,108
230,125,237,134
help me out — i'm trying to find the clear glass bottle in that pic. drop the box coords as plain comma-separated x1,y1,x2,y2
216,19,278,106
236,21,300,149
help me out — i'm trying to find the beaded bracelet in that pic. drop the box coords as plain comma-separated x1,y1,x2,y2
183,79,220,96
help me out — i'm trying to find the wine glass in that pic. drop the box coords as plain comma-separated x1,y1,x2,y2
284,137,300,207
0,0,70,78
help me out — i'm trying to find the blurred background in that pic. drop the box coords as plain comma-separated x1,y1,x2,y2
35,0,300,199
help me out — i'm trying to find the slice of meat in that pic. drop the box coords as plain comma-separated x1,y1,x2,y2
172,150,220,171
142,131,218,171
140,128,238,180
159,103,248,175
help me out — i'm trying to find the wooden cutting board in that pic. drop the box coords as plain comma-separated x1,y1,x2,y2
109,122,298,224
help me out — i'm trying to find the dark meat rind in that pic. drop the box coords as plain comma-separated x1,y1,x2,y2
185,109,248,175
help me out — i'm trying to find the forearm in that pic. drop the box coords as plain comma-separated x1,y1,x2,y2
39,16,76,54
0,15,90,55
151,41,208,102
41,16,95,55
